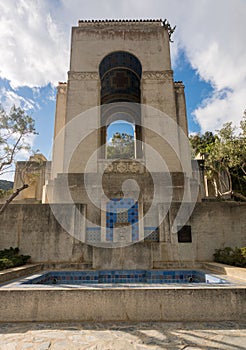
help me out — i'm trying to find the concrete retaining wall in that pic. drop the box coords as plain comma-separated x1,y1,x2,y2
0,287,245,322
0,202,245,266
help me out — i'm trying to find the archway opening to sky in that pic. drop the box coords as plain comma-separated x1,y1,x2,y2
106,120,135,159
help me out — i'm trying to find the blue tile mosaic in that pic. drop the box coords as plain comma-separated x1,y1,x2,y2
106,198,139,241
22,270,229,285
144,227,159,242
86,230,101,242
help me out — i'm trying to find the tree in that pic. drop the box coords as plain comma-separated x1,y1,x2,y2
107,132,134,159
189,131,217,158
190,112,246,201
0,105,37,213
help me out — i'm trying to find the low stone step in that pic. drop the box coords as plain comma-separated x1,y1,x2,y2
153,261,203,269
202,262,246,280
43,262,93,270
0,264,42,284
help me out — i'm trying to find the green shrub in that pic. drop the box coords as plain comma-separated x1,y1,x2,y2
0,258,14,269
0,188,13,199
0,247,30,270
241,247,246,258
0,247,19,258
214,247,246,267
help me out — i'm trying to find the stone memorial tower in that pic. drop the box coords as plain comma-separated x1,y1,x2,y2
45,19,199,268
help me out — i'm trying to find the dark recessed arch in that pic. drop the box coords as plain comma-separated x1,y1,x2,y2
99,51,142,80
99,51,142,105
99,52,143,159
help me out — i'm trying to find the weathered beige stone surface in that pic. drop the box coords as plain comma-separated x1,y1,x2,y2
0,321,245,350
0,204,92,264
0,202,245,265
0,264,41,284
203,262,246,281
52,20,188,176
0,287,245,322
13,154,49,202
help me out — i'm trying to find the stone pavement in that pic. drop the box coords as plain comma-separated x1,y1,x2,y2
0,321,245,350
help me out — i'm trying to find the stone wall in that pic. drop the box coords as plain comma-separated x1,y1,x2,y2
0,202,245,266
0,204,92,264
0,287,245,322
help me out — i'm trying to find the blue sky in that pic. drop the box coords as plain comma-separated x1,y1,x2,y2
0,0,245,179
173,51,213,134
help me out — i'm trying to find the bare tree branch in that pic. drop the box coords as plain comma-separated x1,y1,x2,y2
0,184,28,214
0,133,23,172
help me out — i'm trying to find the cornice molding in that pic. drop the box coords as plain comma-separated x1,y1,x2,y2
142,70,173,81
68,71,99,81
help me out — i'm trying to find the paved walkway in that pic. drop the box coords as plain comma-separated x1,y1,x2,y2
0,321,245,350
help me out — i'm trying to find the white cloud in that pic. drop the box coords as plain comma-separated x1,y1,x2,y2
0,87,37,112
168,0,246,132
0,168,15,181
54,0,246,132
193,87,246,132
0,0,245,133
0,87,38,181
0,125,36,181
0,0,69,88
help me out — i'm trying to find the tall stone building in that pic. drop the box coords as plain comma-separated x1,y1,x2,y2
41,19,199,258
6,20,245,268
52,19,189,176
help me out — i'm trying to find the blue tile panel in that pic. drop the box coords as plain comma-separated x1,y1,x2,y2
106,198,139,241
144,227,159,241
22,270,229,285
86,228,101,242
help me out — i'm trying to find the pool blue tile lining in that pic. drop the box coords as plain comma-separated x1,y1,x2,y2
22,270,229,285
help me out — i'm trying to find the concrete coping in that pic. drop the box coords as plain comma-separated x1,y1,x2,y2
202,262,246,281
0,264,42,284
0,261,245,284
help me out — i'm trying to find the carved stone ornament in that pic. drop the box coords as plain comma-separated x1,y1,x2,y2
142,70,173,82
68,71,99,81
104,161,145,174
117,162,128,173
175,87,184,94
174,81,185,94
57,86,67,94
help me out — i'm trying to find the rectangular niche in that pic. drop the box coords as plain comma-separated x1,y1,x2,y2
105,198,139,242
177,225,192,243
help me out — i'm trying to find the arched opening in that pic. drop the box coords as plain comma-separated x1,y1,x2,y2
99,51,142,105
99,51,142,159
106,120,135,159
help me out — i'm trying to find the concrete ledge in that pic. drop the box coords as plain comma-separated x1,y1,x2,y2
0,287,245,322
43,262,92,270
153,261,204,269
0,264,42,284
202,262,246,280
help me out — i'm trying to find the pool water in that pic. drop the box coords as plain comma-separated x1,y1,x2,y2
22,270,229,285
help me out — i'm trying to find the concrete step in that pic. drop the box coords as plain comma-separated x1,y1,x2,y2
153,261,203,269
0,264,42,284
202,262,246,280
43,262,93,270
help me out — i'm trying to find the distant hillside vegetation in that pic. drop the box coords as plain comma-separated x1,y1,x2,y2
0,180,14,191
